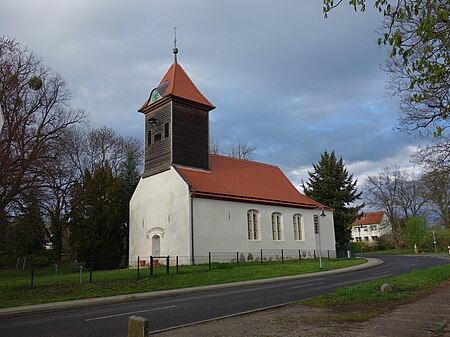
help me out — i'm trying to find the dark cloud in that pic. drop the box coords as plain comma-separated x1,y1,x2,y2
0,0,427,186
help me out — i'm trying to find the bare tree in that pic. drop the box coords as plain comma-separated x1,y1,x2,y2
210,139,256,160
228,142,256,160
421,170,450,229
63,126,142,178
396,173,428,219
413,138,450,174
0,37,86,223
364,166,405,247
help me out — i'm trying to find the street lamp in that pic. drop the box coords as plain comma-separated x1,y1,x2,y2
315,206,326,269
357,225,363,256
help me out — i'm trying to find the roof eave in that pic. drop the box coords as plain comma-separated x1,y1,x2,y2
190,191,333,210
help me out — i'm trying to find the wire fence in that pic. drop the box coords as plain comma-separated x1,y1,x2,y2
0,248,355,288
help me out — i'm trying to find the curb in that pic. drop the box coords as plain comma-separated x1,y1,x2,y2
0,258,382,319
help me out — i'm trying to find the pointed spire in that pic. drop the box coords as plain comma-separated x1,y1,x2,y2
173,27,178,64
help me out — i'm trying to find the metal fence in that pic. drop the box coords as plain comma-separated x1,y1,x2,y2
1,248,354,288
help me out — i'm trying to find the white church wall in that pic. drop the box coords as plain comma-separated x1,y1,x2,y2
129,167,191,266
192,198,336,260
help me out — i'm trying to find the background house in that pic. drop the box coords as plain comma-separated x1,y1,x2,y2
351,211,392,243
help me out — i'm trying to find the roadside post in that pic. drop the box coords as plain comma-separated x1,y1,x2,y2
432,230,437,253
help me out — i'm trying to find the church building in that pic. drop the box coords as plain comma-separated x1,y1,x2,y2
129,49,336,265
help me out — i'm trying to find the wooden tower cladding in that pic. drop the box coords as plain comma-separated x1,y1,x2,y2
139,61,215,178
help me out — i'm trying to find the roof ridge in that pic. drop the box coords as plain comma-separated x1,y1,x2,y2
210,154,278,169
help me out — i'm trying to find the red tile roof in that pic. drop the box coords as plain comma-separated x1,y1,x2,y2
175,155,329,209
353,211,385,226
139,62,215,112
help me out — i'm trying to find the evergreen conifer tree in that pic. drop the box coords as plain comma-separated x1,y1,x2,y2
69,165,127,268
303,150,364,246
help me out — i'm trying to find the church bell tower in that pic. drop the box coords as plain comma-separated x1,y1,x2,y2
138,48,215,178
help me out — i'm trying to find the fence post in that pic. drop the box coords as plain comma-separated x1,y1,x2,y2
89,262,93,283
79,265,83,285
166,256,170,275
150,256,153,277
31,262,35,287
209,252,212,270
137,256,140,278
54,264,58,277
313,250,316,260
327,250,330,261
236,252,239,266
281,249,284,263
176,256,179,274
260,249,263,263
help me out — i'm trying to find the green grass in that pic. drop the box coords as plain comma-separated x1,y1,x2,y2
0,259,365,308
302,264,450,314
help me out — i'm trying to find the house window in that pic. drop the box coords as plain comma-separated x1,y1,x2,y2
147,130,151,145
154,133,162,142
247,210,260,240
271,212,283,240
164,122,170,138
370,225,378,231
293,214,303,240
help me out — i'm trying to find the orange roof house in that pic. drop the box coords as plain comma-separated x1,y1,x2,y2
129,49,336,265
351,211,391,243
175,155,327,209
353,212,385,226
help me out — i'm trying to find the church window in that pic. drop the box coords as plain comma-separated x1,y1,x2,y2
293,214,303,240
147,130,151,145
154,133,162,142
164,122,169,138
247,209,260,240
271,212,283,240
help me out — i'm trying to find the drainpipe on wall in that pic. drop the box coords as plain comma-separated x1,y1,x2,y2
190,193,195,265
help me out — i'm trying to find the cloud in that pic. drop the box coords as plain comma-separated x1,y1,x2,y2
0,0,431,184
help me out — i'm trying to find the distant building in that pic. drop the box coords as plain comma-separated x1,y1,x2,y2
351,211,391,243
129,50,337,265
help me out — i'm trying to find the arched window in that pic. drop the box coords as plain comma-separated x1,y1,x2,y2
271,212,283,240
247,210,260,240
293,214,303,240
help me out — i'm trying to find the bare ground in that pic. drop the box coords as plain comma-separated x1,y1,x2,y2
152,283,450,337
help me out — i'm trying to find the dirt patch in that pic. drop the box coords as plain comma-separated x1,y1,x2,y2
152,303,362,337
152,283,450,337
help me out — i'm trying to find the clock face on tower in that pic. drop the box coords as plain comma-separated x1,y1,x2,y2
150,88,160,103
149,80,170,105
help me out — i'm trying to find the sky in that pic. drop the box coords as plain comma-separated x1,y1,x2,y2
0,0,429,194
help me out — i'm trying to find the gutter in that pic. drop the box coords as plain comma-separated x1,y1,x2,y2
190,193,195,265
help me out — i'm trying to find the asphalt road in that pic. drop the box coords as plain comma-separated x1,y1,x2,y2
0,255,448,337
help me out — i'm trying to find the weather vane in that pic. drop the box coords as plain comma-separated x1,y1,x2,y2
173,27,178,63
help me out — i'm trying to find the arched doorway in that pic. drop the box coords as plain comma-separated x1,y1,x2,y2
152,235,160,257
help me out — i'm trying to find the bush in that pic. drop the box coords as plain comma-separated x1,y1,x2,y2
375,235,396,251
0,254,17,269
31,255,51,267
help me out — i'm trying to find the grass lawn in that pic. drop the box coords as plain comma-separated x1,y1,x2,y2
0,258,365,308
302,263,450,321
